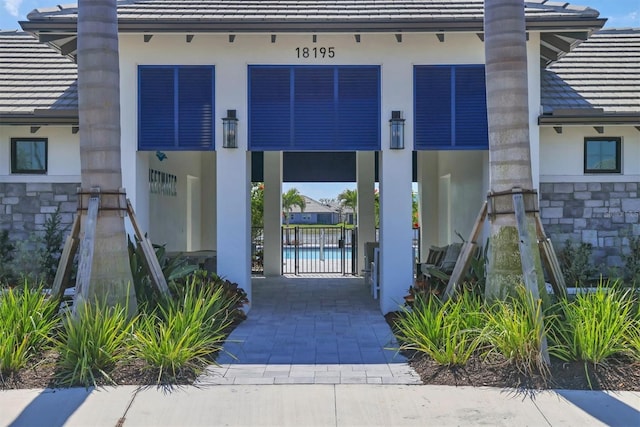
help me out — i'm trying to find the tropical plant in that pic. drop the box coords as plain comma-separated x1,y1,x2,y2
73,0,137,317
549,281,636,365
393,293,484,366
128,236,197,311
0,283,58,375
337,188,357,225
131,285,232,383
282,188,306,226
171,270,248,324
251,182,265,229
482,285,552,378
55,301,135,387
484,0,546,301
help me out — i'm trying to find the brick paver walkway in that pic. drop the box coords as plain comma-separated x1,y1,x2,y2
198,276,422,385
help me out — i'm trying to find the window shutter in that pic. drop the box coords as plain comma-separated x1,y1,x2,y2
249,66,380,151
337,67,380,150
454,66,488,148
249,67,292,150
293,67,336,150
415,65,488,150
139,67,175,150
178,67,214,149
415,66,452,149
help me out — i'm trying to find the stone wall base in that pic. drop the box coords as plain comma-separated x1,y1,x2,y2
0,182,79,242
540,181,640,269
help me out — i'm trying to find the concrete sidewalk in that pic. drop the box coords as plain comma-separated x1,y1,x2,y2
1,385,638,427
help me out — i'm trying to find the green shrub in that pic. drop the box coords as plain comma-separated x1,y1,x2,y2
558,240,598,286
172,270,248,323
393,292,484,366
623,236,640,285
128,236,197,312
0,230,15,283
55,302,136,387
0,283,58,374
131,285,232,383
550,280,636,364
482,285,552,377
41,208,67,285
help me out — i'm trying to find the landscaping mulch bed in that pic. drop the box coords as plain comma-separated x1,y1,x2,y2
385,313,640,392
0,351,198,390
407,352,640,391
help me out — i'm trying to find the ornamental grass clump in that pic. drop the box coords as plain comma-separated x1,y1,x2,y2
482,285,552,378
132,285,232,384
628,299,640,360
393,292,484,366
0,282,58,375
55,302,136,387
550,280,636,365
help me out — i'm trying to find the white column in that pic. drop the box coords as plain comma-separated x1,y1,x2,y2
379,148,414,314
416,151,439,257
263,151,283,276
201,152,217,250
216,139,251,310
357,151,376,273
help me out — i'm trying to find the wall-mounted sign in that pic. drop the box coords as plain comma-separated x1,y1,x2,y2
149,169,177,196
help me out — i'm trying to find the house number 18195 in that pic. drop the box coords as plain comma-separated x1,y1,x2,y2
295,47,335,58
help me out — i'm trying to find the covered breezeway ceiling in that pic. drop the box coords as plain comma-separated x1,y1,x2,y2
251,151,418,183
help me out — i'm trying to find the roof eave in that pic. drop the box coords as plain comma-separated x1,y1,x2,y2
20,17,607,34
538,114,640,126
0,110,79,126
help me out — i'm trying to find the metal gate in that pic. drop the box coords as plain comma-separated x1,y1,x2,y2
282,226,357,275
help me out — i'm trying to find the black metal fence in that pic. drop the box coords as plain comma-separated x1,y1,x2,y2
250,226,421,276
282,226,357,275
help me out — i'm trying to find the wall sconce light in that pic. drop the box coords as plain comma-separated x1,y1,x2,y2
222,109,238,148
389,110,405,149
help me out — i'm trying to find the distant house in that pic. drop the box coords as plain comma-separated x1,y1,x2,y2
286,196,354,225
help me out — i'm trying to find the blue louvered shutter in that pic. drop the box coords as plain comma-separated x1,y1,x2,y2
415,66,452,149
249,67,292,150
454,66,488,148
337,67,380,150
177,67,214,149
293,67,335,150
249,66,380,151
139,67,175,150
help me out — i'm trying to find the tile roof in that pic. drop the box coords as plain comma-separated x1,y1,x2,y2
25,0,601,28
541,29,640,116
289,195,353,214
0,31,77,122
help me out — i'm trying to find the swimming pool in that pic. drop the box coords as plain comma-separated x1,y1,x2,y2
282,246,353,260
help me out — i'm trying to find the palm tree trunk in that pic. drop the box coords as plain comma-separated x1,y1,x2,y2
484,0,545,301
74,0,137,316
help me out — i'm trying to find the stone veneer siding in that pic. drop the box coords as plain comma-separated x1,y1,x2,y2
540,182,640,269
0,182,79,243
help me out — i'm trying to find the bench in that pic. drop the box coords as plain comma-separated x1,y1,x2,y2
417,243,463,292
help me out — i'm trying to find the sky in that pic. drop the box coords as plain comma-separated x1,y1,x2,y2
2,0,638,201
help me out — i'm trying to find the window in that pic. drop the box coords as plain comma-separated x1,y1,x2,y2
584,137,621,173
11,138,47,174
